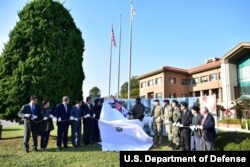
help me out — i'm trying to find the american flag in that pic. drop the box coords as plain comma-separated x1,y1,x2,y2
111,26,117,47
225,108,231,116
114,98,122,112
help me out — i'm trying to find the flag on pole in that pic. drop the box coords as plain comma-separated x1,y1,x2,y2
114,99,122,112
130,0,136,21
225,108,231,116
111,26,117,47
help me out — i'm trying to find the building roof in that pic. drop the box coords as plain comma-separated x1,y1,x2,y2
136,66,188,80
222,42,250,64
188,60,221,74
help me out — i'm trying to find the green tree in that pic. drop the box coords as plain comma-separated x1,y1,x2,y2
0,0,84,121
89,87,101,98
120,76,139,98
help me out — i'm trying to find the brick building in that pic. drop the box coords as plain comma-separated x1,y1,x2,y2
137,42,250,118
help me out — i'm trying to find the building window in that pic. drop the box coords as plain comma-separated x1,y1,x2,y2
148,80,153,86
187,79,192,85
155,93,162,99
141,82,146,88
181,79,188,85
181,94,188,97
209,73,217,81
200,76,208,83
193,78,199,84
169,93,176,98
155,77,162,84
169,77,176,84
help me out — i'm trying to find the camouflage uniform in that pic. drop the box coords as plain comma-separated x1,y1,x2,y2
163,105,173,145
172,106,181,149
151,105,163,144
131,103,145,121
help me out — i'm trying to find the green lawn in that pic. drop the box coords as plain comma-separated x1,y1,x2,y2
0,124,250,167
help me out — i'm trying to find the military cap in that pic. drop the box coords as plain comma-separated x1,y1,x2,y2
163,99,169,103
154,99,159,102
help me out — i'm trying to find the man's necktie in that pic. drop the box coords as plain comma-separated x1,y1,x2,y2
201,117,205,125
31,105,35,114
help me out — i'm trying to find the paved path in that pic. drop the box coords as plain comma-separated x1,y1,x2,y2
0,119,19,127
216,126,250,133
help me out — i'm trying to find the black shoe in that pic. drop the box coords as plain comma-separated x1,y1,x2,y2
64,145,69,148
33,147,38,151
25,148,29,153
57,147,62,150
173,145,180,150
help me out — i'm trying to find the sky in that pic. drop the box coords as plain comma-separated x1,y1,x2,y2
0,0,250,98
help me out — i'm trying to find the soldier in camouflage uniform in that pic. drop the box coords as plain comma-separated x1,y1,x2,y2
151,99,163,145
131,97,145,121
163,99,173,146
171,100,181,150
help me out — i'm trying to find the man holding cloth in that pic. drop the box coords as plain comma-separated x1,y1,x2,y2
18,95,41,153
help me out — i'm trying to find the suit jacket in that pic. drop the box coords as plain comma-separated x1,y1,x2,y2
82,103,94,118
18,103,41,122
180,109,192,133
55,103,71,124
190,113,202,138
70,105,83,119
180,109,192,126
202,113,216,142
93,104,102,120
39,108,54,131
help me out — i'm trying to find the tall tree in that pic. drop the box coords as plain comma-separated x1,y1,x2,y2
0,0,85,121
89,87,101,98
120,76,139,98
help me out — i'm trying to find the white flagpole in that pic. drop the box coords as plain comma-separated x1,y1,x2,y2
117,14,122,99
109,24,113,97
128,0,134,110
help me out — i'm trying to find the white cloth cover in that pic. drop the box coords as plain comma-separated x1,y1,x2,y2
98,99,153,151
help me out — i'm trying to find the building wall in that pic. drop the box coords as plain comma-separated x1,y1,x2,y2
189,68,222,92
139,72,164,99
164,71,189,98
221,63,238,109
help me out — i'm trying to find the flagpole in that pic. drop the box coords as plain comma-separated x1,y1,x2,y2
128,0,133,110
117,14,122,99
109,24,113,97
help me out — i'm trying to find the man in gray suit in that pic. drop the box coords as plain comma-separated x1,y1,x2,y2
190,106,202,151
197,106,217,151
18,95,41,153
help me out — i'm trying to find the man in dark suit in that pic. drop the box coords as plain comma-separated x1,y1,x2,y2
198,106,217,151
70,98,83,147
92,98,102,142
18,95,41,153
178,101,192,151
82,96,95,145
55,96,71,149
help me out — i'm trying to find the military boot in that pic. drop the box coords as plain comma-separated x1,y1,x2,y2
158,136,162,145
167,140,173,147
153,134,158,145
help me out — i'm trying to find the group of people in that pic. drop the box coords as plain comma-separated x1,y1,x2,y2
131,97,217,151
18,95,103,153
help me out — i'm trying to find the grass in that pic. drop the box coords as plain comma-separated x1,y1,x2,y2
0,124,250,167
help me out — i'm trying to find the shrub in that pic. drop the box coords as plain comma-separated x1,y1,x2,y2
219,119,241,124
241,119,250,129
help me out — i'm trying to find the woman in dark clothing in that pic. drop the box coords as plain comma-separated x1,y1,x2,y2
92,98,102,142
39,100,54,151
